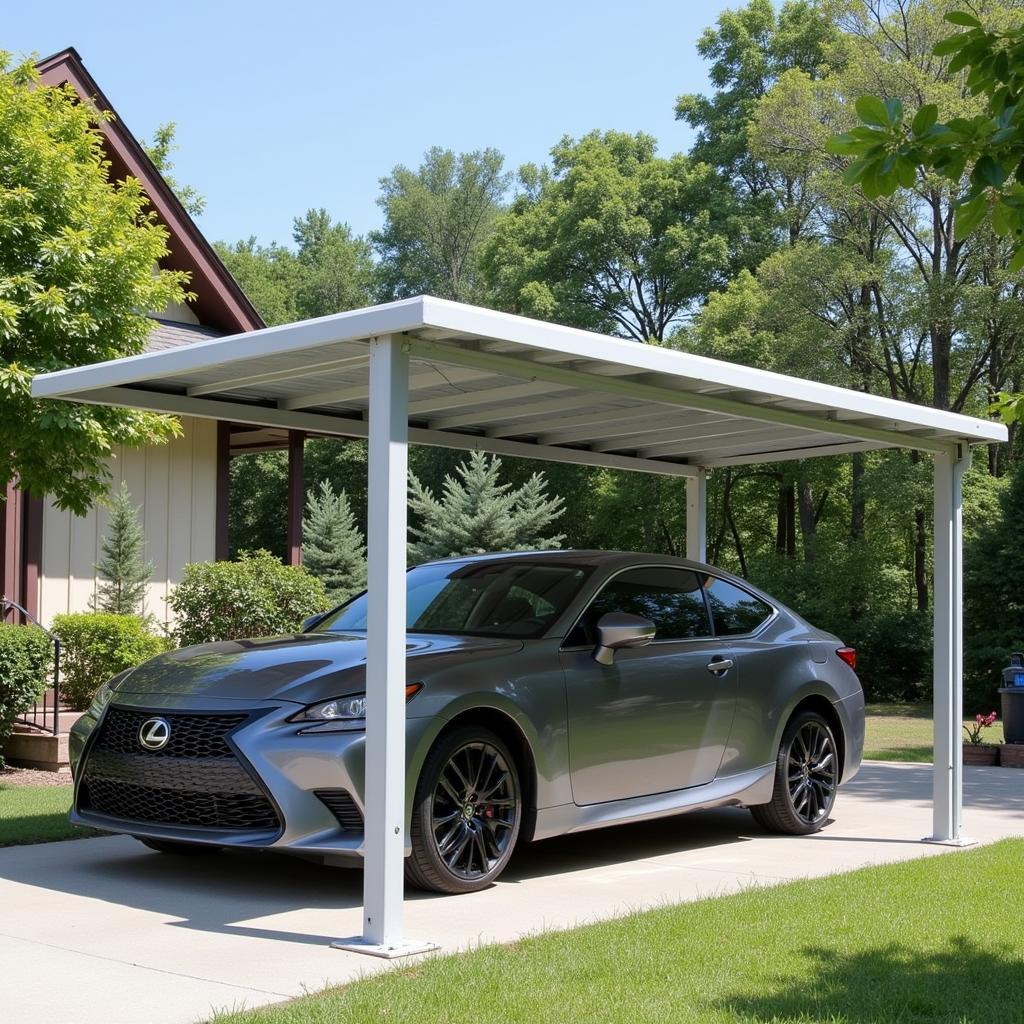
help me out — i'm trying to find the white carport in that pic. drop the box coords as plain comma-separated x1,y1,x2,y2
33,295,1007,956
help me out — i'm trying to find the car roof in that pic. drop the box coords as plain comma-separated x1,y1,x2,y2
421,549,710,573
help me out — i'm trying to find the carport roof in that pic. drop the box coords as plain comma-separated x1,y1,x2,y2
32,296,1008,475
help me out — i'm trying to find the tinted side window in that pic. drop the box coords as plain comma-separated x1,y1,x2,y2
703,577,772,636
566,567,711,646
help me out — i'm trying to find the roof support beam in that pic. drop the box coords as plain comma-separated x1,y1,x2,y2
568,413,733,450
187,353,369,397
703,440,886,467
406,339,959,456
278,366,494,412
638,425,832,460
431,392,604,432
72,387,701,478
408,380,566,417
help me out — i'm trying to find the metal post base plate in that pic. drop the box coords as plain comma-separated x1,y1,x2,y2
331,936,440,959
921,835,978,848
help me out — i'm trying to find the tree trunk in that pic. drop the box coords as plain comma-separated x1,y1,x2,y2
850,452,866,540
914,506,928,614
798,480,817,563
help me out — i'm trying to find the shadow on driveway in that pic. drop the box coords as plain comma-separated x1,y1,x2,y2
0,762,1016,949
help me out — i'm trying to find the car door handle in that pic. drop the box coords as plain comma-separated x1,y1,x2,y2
706,657,734,675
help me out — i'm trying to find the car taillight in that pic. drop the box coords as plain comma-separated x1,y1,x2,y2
836,647,857,669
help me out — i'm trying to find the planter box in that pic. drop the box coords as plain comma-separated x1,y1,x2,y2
963,744,999,766
999,743,1024,769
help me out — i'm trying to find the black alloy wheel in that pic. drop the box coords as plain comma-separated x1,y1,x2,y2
407,726,522,894
750,710,839,835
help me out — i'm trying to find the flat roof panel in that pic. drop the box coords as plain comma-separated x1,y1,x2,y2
32,296,1007,473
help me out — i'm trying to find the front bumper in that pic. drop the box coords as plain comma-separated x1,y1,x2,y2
70,693,435,860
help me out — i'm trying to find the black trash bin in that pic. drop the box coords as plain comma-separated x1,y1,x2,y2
1000,653,1024,745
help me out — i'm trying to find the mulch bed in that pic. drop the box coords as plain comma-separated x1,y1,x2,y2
0,765,73,787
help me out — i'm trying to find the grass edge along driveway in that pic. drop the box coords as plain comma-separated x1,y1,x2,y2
864,702,1005,762
211,838,1024,1024
0,784,96,846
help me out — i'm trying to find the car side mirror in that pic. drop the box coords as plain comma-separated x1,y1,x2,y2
302,610,330,633
593,612,656,666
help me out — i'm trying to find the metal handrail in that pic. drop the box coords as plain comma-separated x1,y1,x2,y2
2,597,60,735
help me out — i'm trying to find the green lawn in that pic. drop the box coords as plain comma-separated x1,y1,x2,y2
0,784,97,846
212,838,1024,1024
864,703,1004,762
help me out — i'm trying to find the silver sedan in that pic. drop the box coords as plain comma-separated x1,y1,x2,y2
69,551,865,893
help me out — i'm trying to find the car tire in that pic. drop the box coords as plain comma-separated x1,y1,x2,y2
406,725,522,894
750,709,839,835
137,837,222,856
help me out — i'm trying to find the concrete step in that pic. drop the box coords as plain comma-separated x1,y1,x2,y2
3,731,70,772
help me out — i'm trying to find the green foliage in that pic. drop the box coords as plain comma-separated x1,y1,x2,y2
144,121,205,217
0,625,52,767
0,54,186,513
373,147,509,303
214,237,300,327
829,9,1024,259
676,0,837,208
302,480,366,603
51,613,166,711
167,550,328,647
965,459,1024,706
93,482,153,617
482,131,747,340
408,452,565,563
292,209,375,318
216,210,374,328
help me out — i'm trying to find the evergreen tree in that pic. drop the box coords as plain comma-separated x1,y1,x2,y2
302,480,367,603
93,483,153,617
408,452,565,563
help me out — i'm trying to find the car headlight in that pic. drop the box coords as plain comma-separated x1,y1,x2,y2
291,684,422,732
294,694,368,722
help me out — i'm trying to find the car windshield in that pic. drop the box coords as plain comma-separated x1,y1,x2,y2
316,561,592,639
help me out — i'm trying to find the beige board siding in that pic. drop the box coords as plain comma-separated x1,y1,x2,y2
38,417,218,627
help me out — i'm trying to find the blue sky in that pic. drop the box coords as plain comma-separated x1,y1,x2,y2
6,0,737,247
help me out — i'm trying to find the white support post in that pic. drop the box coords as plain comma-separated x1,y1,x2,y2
333,336,437,958
926,448,974,847
686,468,708,563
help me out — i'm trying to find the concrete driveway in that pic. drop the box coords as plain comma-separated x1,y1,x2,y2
2,761,1022,1024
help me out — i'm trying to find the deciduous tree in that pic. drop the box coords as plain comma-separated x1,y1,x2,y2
373,147,509,303
0,55,186,515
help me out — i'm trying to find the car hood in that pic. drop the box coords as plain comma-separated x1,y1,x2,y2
114,632,523,705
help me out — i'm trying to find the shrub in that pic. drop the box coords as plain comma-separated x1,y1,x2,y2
846,610,933,703
52,613,167,711
0,625,53,766
167,549,328,647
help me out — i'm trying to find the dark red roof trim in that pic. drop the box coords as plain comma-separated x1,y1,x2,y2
35,48,265,335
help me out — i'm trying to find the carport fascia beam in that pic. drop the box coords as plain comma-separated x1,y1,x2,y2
406,339,959,457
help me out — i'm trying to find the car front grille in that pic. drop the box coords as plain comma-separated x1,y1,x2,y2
79,707,280,833
314,788,364,832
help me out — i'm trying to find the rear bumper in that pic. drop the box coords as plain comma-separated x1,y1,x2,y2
70,695,433,859
835,688,865,783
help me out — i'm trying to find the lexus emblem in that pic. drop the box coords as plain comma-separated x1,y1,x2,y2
138,717,171,751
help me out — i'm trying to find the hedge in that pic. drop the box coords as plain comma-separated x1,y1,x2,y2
52,613,167,711
167,549,328,647
0,624,53,767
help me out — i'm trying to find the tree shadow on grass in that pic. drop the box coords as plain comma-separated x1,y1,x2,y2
721,936,1024,1024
